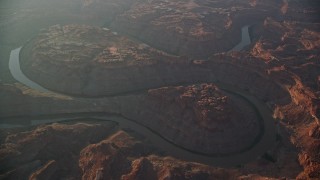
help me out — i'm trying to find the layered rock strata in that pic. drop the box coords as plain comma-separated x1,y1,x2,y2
0,123,268,179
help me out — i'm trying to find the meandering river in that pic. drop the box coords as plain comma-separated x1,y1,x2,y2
9,47,52,93
229,25,251,52
3,25,277,166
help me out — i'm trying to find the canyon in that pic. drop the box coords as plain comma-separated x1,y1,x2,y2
0,0,319,179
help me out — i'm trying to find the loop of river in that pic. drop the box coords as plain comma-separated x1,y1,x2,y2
3,25,276,167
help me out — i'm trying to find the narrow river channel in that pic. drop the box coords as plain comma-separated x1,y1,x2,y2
3,25,276,167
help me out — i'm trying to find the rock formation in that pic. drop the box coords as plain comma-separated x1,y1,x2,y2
1,0,319,179
21,24,289,105
0,123,266,179
137,83,262,154
110,0,284,58
0,122,117,179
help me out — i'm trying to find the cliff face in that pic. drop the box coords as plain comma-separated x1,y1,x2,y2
0,123,274,180
249,10,320,127
79,130,242,180
247,2,320,178
0,122,117,179
296,122,320,179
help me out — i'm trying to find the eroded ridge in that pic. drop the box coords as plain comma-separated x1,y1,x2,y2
146,83,262,154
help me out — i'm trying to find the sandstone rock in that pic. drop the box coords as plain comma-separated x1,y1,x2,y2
0,122,116,179
79,130,151,180
121,158,157,180
110,0,283,58
29,160,59,180
2,0,320,179
78,130,241,180
120,83,262,155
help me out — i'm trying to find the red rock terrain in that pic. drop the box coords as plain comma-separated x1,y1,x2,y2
0,122,117,179
247,1,320,179
21,24,290,102
110,0,285,58
79,130,243,180
1,0,320,179
142,83,261,154
0,123,280,179
149,84,249,131
20,24,185,96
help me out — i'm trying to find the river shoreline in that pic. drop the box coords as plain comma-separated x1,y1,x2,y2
2,25,276,166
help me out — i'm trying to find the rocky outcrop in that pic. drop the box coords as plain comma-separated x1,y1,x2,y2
130,83,261,154
296,122,320,179
1,124,242,179
149,84,239,131
0,125,258,179
123,156,240,180
247,2,320,178
110,0,283,58
0,122,116,179
0,81,262,156
2,0,320,179
20,24,290,108
0,122,297,179
20,24,185,96
250,15,320,125
79,130,151,180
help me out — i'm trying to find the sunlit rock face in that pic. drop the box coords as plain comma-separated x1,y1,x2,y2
79,130,240,180
246,2,320,178
0,122,117,179
249,15,320,125
296,122,320,179
0,126,244,179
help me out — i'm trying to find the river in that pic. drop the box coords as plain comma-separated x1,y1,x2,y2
229,25,251,52
2,25,277,166
9,47,52,93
